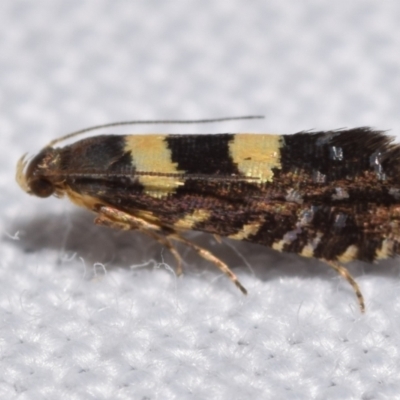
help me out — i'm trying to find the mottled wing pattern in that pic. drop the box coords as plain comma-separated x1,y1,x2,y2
55,129,400,264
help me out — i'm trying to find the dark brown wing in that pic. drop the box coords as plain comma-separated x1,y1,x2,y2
55,130,400,262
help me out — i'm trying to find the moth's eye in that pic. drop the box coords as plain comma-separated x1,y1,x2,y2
29,178,55,198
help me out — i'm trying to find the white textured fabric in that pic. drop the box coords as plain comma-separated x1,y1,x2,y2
2,1,400,399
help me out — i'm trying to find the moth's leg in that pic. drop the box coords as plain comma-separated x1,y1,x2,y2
94,206,183,275
324,260,365,313
213,234,222,244
145,230,183,276
169,233,248,295
94,213,132,231
95,206,246,292
96,205,163,232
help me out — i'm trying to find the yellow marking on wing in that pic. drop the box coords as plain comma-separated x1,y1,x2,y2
272,240,285,252
300,245,315,258
300,232,323,258
125,135,184,198
229,221,262,240
337,245,359,263
229,134,282,183
375,239,393,260
174,209,211,230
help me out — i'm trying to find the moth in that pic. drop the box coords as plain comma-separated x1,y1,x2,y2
16,117,400,312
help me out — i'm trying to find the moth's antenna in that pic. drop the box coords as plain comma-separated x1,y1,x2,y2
47,115,264,147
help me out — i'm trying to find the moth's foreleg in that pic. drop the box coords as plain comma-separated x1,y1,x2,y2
169,234,248,295
95,206,183,275
95,205,163,232
324,260,365,313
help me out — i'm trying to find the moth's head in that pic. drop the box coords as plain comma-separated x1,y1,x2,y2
16,147,58,198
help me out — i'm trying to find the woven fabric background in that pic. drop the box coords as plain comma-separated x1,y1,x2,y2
2,2,400,399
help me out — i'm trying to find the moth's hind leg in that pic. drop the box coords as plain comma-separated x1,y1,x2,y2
94,206,183,275
324,260,365,313
169,234,248,295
